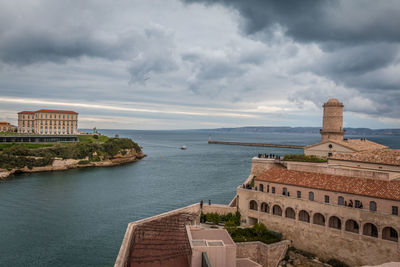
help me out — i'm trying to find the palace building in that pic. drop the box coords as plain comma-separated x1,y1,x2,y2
0,122,16,132
18,109,78,135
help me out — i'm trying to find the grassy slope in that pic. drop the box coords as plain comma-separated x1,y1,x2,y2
0,135,110,151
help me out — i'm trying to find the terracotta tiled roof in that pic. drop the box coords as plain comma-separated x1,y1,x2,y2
128,212,198,267
18,111,35,114
256,168,400,201
306,139,387,152
35,109,78,114
336,139,388,151
332,149,400,166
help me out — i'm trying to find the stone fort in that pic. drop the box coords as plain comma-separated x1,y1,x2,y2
234,98,400,266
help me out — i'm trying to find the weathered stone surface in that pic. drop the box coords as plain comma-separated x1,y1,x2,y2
236,240,291,267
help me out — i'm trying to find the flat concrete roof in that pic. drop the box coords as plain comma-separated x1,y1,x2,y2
190,228,234,245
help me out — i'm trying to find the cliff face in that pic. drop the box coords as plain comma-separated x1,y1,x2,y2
0,148,145,180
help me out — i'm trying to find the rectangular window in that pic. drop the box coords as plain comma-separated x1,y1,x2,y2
309,192,314,201
297,191,301,198
325,195,329,203
355,200,361,208
267,185,269,193
393,206,399,216
272,187,275,194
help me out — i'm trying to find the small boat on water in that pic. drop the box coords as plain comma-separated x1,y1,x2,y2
180,145,187,150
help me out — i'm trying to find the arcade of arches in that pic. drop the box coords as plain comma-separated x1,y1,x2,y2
250,200,399,242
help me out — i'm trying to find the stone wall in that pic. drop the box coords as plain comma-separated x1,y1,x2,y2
251,158,284,177
236,240,291,267
237,187,400,266
202,204,237,215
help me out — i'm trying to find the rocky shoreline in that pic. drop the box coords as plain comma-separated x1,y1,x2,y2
0,148,145,180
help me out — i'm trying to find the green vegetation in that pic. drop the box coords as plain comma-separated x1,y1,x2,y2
0,143,55,151
227,223,282,245
250,176,256,187
200,211,241,226
0,136,141,170
78,134,110,143
284,154,327,163
0,153,53,171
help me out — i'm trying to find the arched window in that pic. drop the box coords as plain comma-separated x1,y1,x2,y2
345,219,359,234
363,223,378,238
272,205,282,216
309,192,314,201
249,200,258,211
285,207,295,219
382,227,398,242
313,213,325,226
338,196,344,206
370,201,377,212
328,216,341,230
259,184,264,192
260,202,269,213
299,210,310,222
282,187,287,196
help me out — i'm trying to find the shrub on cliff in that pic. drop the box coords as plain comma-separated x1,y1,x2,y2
0,153,53,170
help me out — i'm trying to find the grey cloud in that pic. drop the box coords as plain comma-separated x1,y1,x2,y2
128,27,179,84
0,29,137,65
183,0,400,44
0,1,129,64
183,0,400,88
182,0,400,120
314,44,399,77
182,50,246,94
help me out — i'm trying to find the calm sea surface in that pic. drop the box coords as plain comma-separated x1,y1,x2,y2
0,130,398,266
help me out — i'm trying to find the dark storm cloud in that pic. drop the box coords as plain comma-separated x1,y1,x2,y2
183,0,400,44
0,30,136,65
183,0,400,119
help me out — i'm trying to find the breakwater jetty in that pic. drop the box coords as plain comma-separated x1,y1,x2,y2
208,140,304,149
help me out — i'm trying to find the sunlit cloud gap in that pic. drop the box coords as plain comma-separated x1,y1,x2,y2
0,96,257,118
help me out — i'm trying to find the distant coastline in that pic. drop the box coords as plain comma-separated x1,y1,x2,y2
198,126,400,136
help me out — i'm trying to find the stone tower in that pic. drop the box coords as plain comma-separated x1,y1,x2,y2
320,98,345,142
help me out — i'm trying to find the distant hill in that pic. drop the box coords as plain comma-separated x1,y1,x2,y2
200,126,400,136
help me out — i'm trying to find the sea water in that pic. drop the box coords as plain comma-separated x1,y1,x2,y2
0,130,398,266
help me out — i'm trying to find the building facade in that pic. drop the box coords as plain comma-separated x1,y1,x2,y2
236,161,400,266
0,122,16,132
18,109,78,134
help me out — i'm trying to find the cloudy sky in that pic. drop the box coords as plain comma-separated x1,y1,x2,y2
0,0,399,130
